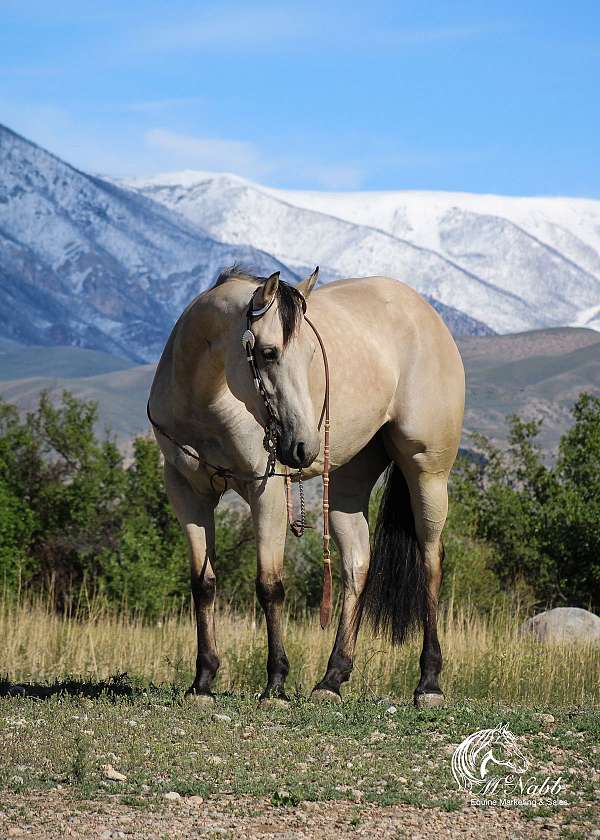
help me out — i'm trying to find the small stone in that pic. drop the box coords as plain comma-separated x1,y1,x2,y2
212,713,232,723
163,791,181,801
102,764,127,782
398,776,408,784
385,705,398,715
187,795,204,806
537,713,556,725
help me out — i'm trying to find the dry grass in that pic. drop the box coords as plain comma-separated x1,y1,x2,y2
1,592,599,707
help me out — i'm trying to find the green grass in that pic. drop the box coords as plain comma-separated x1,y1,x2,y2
0,687,598,834
1,596,599,833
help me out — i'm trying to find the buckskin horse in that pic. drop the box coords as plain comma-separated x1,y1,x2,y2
148,268,465,708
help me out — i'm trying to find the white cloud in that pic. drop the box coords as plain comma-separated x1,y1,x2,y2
144,128,271,178
133,3,498,54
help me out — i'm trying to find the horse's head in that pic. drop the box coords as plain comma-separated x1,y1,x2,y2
243,268,321,469
481,723,529,778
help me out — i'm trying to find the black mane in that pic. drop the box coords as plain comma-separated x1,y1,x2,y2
214,265,303,346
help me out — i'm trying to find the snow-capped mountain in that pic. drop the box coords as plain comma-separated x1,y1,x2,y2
0,125,297,362
3,122,599,365
121,170,600,335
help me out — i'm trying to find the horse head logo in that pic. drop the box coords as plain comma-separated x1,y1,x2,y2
451,723,529,791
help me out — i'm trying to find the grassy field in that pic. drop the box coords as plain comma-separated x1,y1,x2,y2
1,596,599,838
2,595,599,706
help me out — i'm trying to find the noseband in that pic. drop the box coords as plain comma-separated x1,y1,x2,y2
147,284,333,629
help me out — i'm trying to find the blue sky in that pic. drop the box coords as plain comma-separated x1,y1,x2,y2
2,1,600,195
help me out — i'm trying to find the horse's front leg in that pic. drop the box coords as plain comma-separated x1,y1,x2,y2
165,462,219,701
248,477,290,706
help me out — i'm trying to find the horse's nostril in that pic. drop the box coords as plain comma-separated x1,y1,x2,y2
295,442,306,465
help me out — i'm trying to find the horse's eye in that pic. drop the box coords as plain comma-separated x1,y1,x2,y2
261,347,278,363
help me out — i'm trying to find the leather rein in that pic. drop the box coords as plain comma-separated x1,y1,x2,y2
147,285,333,629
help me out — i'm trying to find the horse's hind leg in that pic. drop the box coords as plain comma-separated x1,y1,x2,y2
312,438,387,702
402,464,449,708
165,462,219,702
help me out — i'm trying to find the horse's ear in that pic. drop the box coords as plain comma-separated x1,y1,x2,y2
297,266,319,299
255,271,280,308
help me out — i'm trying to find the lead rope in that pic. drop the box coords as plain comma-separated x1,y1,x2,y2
305,315,332,630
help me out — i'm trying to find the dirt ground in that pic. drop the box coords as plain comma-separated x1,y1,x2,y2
0,791,576,839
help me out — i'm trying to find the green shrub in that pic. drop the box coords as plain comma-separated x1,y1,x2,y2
1,390,598,616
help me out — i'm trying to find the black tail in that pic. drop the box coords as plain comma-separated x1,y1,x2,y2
356,463,429,645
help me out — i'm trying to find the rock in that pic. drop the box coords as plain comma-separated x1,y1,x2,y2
385,705,398,715
212,713,232,723
187,795,204,806
163,791,181,801
521,608,600,643
102,764,127,782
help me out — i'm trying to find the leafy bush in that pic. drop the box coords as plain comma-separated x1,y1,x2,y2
1,390,598,616
453,393,600,610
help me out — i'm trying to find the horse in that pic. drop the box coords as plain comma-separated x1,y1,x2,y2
148,267,465,708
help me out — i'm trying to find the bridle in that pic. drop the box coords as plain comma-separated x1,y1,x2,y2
147,283,333,629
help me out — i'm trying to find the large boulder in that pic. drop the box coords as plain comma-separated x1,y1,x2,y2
521,607,600,643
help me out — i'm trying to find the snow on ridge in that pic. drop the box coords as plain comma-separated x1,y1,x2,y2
124,170,600,336
116,169,252,190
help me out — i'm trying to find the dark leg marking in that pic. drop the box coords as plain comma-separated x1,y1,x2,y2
256,578,290,700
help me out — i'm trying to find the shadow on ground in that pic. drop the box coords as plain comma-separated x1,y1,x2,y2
0,673,139,700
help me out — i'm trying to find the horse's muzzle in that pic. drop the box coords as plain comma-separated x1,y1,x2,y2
278,439,317,469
